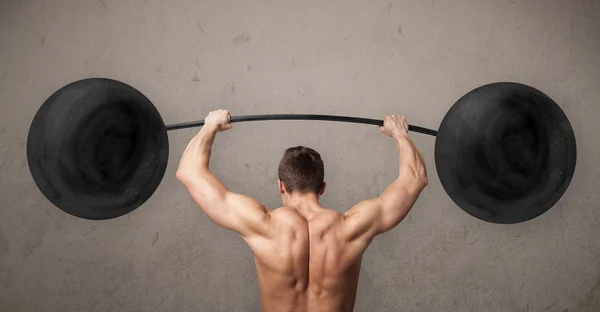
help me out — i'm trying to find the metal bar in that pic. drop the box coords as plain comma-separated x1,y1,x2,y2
165,114,438,136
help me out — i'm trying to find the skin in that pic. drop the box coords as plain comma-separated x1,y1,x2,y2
177,110,428,312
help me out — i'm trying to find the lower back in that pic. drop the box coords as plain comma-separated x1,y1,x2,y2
256,263,361,312
259,286,356,312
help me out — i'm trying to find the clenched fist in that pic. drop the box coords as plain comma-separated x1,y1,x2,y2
380,114,409,139
205,109,232,132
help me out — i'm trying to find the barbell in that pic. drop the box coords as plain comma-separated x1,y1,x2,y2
26,78,577,223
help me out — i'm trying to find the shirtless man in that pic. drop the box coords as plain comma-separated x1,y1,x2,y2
177,109,428,312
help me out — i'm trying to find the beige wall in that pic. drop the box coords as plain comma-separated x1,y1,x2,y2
0,0,599,311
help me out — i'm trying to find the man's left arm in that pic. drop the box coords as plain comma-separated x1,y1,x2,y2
176,110,271,238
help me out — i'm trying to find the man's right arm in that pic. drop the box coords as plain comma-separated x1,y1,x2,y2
341,127,428,243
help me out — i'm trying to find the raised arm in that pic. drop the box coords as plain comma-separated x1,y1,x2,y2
341,115,428,243
176,109,271,238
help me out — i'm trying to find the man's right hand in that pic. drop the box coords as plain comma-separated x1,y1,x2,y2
379,114,409,139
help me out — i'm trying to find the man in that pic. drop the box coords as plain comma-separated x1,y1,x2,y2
176,109,428,312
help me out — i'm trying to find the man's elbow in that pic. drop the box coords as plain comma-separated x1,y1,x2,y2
175,169,188,183
419,175,429,188
407,168,428,187
176,169,197,187
409,171,428,194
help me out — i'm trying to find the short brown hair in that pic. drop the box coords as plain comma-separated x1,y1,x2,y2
278,146,324,195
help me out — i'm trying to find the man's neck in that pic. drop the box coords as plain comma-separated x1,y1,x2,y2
286,196,322,219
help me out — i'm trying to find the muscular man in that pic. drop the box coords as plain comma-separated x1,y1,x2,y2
177,109,428,312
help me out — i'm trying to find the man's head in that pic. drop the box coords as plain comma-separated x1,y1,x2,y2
277,146,326,205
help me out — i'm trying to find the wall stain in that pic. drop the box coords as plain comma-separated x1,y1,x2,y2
82,226,97,236
19,158,27,170
225,82,236,95
0,265,10,294
576,277,600,309
0,156,15,172
98,0,108,13
233,33,251,46
85,42,106,65
100,261,136,298
20,204,50,260
0,230,8,258
151,232,160,246
156,64,165,76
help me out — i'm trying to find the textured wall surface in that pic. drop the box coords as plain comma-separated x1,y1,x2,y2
0,0,599,311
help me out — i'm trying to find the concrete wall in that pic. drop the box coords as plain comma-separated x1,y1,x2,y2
0,0,598,311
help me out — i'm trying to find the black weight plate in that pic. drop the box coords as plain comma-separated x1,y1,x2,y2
27,78,169,220
435,82,576,224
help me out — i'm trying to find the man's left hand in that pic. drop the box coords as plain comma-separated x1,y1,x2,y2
205,109,232,132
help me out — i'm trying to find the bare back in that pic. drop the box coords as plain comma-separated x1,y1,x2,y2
242,206,372,312
236,125,428,311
